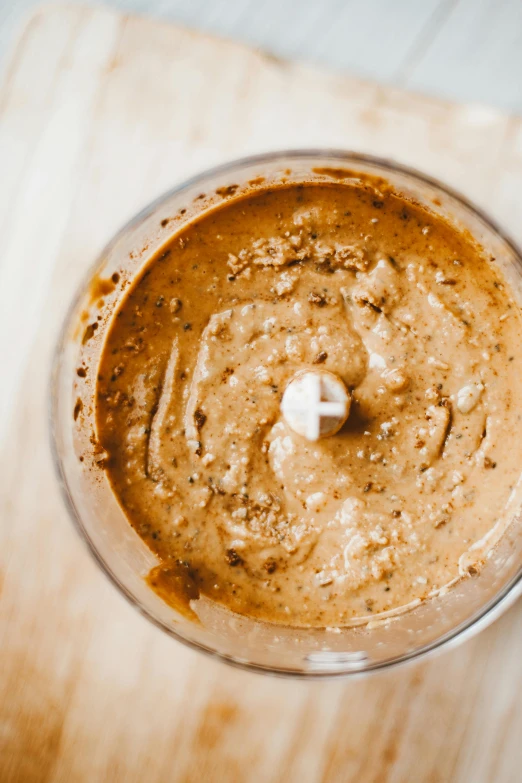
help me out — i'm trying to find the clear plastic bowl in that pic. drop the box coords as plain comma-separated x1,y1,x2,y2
50,150,522,677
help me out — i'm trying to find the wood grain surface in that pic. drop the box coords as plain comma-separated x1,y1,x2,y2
2,0,522,113
1,6,522,782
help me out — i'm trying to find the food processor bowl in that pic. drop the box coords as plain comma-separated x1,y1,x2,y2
51,150,522,677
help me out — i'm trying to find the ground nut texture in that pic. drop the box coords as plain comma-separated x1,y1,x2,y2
95,183,522,627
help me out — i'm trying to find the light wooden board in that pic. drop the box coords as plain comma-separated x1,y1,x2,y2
2,6,522,782
2,0,522,113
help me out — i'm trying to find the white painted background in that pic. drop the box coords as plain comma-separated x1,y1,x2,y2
1,0,522,113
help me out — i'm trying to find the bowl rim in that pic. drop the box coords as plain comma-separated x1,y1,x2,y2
49,148,522,678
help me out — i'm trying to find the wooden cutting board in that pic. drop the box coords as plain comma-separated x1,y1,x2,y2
2,6,522,782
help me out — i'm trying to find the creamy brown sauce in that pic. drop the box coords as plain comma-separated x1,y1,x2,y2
95,182,522,627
